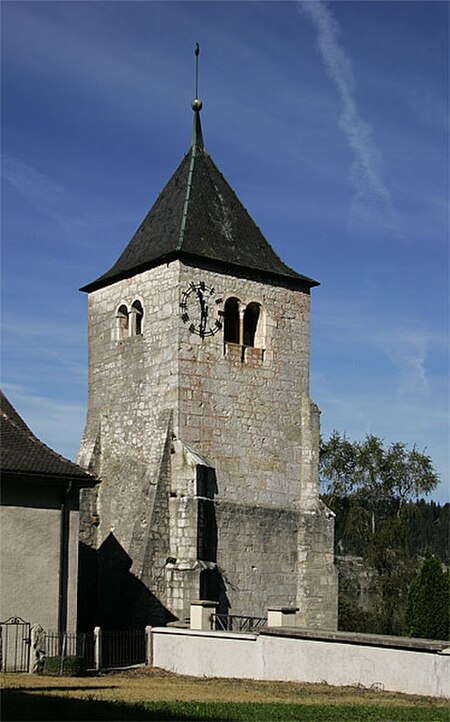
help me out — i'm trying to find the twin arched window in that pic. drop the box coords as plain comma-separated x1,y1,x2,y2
116,300,144,341
224,297,264,350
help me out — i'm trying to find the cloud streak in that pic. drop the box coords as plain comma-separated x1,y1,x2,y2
2,154,83,236
3,154,65,208
374,328,433,398
1,317,87,381
312,294,448,400
299,1,399,233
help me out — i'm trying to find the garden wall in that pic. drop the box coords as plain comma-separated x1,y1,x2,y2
150,626,450,698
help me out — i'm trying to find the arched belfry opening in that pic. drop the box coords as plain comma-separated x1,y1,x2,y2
224,297,240,344
131,300,144,336
243,302,261,347
116,304,129,341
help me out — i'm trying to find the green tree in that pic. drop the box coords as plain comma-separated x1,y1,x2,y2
320,432,440,635
405,550,450,640
321,432,438,538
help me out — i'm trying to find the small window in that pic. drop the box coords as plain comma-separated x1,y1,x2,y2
131,300,144,335
243,302,261,347
224,297,240,344
116,305,129,340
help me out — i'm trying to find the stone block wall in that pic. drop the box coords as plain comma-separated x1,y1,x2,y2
296,504,338,630
214,501,299,615
177,264,313,509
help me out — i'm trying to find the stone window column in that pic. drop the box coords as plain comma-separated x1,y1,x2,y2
238,307,245,346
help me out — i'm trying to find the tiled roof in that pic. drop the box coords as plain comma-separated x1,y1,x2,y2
0,391,96,484
81,110,318,293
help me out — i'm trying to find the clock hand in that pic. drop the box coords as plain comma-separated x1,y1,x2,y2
200,302,209,338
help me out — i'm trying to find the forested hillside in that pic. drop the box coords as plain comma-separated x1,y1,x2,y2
324,495,449,637
405,500,449,563
327,497,449,563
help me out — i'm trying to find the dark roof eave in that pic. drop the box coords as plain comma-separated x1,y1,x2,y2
1,468,98,487
79,251,180,293
181,252,320,291
80,251,319,294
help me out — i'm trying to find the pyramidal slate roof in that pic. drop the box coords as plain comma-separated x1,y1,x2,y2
0,390,96,484
81,105,318,293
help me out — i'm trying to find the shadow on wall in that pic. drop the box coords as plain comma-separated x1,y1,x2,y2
77,533,176,631
200,568,230,616
196,469,231,616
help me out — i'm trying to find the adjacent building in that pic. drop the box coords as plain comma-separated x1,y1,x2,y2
0,391,97,633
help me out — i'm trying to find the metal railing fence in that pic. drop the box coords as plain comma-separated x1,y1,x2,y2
210,613,267,633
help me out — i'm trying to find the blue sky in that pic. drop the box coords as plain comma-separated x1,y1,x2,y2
2,1,448,503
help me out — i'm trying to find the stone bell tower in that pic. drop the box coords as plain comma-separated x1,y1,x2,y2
77,87,337,631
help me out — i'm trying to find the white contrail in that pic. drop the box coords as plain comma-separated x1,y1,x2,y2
299,1,398,233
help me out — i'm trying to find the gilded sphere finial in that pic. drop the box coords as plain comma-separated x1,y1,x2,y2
192,98,203,112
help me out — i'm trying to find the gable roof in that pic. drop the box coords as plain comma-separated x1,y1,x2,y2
0,390,97,484
81,107,318,293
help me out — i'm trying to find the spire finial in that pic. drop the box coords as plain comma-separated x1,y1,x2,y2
191,43,204,149
192,42,202,112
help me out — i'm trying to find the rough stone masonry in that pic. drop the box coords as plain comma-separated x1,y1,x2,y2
77,98,338,631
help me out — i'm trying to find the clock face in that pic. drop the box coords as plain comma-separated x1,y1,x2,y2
180,281,224,339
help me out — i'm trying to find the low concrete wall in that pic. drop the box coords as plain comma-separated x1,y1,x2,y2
151,627,450,698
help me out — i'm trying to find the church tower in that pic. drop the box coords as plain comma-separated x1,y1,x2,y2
78,85,337,631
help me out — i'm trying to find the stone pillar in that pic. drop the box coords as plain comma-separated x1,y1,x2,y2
267,606,299,628
190,600,218,630
145,626,153,666
93,626,102,671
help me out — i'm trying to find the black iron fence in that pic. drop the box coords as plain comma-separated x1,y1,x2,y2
44,631,95,670
0,617,31,672
210,613,267,633
43,629,145,671
2,623,146,673
101,629,146,668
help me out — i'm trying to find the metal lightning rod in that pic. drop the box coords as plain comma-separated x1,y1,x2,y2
194,43,200,102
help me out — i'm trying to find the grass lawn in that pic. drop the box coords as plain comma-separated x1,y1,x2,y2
1,667,448,721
